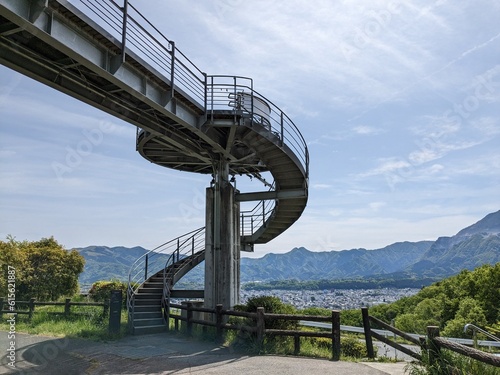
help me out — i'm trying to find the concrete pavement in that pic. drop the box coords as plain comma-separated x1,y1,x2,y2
1,331,409,374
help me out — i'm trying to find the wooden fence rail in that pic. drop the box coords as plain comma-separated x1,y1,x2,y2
427,326,500,368
362,307,499,368
0,297,108,320
169,302,341,361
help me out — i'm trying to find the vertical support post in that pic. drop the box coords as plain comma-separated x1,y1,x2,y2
427,326,441,367
204,159,241,312
280,112,284,146
361,307,375,359
165,299,170,332
186,302,193,337
0,297,4,318
216,304,223,344
64,298,71,317
256,307,265,350
169,41,175,104
144,253,148,281
192,236,195,260
294,334,300,356
120,0,129,64
108,290,122,334
332,310,341,361
28,298,35,320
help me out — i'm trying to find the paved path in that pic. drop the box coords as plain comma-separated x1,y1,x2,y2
1,331,409,374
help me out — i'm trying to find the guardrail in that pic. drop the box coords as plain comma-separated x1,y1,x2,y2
74,0,206,107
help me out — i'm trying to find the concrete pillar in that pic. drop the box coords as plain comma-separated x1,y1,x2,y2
204,162,240,311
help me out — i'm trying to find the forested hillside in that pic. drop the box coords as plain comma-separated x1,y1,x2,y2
369,263,500,338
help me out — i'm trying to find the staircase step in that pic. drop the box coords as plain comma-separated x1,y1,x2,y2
137,288,163,294
134,318,165,327
133,325,167,335
134,311,163,320
133,300,162,307
139,283,163,288
134,293,161,301
134,305,161,313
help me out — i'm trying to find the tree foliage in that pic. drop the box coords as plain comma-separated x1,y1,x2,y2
88,280,128,307
370,263,500,337
0,236,85,301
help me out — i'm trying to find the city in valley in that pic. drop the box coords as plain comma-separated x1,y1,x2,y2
240,288,421,310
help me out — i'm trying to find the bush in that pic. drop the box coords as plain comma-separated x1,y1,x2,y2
88,280,128,308
341,335,369,358
242,296,298,330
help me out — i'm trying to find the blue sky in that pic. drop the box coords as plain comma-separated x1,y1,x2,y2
1,0,499,258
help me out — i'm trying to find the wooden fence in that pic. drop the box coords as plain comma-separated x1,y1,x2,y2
0,297,108,320
362,307,500,368
169,302,342,361
427,326,500,368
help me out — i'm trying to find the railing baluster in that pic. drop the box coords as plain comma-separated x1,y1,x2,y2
169,41,175,101
119,0,128,64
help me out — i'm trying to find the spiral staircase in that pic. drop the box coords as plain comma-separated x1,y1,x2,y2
0,0,309,335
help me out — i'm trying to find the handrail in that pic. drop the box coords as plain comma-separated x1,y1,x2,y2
161,227,205,324
126,226,204,326
206,75,309,178
75,0,206,106
464,323,500,342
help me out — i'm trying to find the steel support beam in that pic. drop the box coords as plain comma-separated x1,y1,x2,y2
236,188,306,202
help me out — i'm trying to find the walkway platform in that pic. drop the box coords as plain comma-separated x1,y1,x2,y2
1,331,409,374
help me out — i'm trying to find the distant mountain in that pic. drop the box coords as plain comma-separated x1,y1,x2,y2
240,241,433,282
76,210,500,286
76,245,149,285
408,210,500,276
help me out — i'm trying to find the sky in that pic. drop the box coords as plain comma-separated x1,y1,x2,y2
1,0,499,258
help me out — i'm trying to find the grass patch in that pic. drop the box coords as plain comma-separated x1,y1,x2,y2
405,349,500,375
0,296,128,341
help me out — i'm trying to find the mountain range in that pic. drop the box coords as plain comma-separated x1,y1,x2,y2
76,210,500,286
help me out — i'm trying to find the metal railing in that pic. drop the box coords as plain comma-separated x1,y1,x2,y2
241,198,276,237
464,323,500,343
161,227,205,324
127,227,204,326
74,0,206,106
206,75,309,177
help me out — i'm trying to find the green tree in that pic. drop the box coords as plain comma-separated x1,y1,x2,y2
0,236,85,301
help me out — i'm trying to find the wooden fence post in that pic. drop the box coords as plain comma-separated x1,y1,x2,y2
332,310,341,361
215,304,223,344
294,334,300,356
361,307,375,359
256,307,265,350
186,302,193,337
64,298,71,317
427,326,441,366
0,297,4,318
28,298,35,320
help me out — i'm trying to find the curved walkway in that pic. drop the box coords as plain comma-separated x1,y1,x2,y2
1,331,408,374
